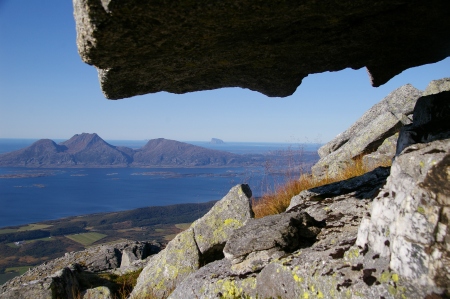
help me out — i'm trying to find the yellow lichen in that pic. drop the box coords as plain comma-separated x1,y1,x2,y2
293,274,303,283
303,291,310,299
392,273,399,283
379,271,391,283
417,206,425,214
317,290,324,299
224,218,241,227
344,248,360,260
388,285,397,295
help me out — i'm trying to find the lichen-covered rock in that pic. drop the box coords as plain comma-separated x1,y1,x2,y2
357,138,450,296
312,84,421,179
192,184,254,262
130,184,253,299
82,286,112,299
169,167,391,299
72,0,450,99
223,211,324,275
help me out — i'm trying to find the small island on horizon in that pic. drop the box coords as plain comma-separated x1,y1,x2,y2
210,138,225,144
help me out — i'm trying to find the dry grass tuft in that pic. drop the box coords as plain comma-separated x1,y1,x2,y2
252,155,391,218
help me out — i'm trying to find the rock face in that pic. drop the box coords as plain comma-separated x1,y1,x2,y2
312,84,422,178
169,167,390,299
356,90,450,296
396,88,450,155
223,211,324,275
72,0,450,99
129,184,253,299
0,240,160,299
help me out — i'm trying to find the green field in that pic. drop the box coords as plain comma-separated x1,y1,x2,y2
0,224,52,235
5,266,30,275
66,232,108,246
0,266,30,285
175,223,191,231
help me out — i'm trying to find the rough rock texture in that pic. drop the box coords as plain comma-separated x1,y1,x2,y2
72,0,450,99
423,77,450,96
0,240,159,299
130,184,253,299
356,92,450,296
312,84,422,178
169,167,391,299
167,84,450,299
357,138,450,296
223,211,324,275
396,89,450,155
82,286,112,299
362,133,398,170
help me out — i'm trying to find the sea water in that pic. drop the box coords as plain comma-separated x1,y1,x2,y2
0,167,269,228
0,139,319,228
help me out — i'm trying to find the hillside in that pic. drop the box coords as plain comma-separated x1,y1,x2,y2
0,134,258,168
132,138,245,167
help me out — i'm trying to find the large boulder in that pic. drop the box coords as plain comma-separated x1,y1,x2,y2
357,138,450,296
72,0,450,99
312,84,422,178
356,91,450,296
130,184,253,299
223,211,324,275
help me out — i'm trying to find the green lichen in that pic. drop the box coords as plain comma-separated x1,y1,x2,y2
344,247,360,260
417,206,425,214
216,279,251,299
379,271,391,283
388,285,397,295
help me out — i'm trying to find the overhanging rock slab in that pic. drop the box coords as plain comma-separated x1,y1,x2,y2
73,0,450,99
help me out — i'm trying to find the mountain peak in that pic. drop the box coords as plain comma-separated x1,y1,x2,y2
60,133,106,153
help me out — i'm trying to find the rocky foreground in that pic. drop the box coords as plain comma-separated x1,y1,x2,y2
1,79,448,298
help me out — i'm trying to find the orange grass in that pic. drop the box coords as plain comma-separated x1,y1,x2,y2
252,156,391,218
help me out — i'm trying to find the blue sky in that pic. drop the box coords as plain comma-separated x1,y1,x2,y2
1,1,449,143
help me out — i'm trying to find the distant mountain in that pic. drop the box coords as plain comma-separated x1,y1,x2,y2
0,134,253,167
132,138,242,166
0,133,128,167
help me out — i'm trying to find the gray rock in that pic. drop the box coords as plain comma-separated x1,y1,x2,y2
357,138,450,295
0,266,79,299
312,84,422,178
396,90,450,155
423,77,450,96
362,133,398,169
288,166,390,211
130,184,253,299
223,211,324,274
169,172,389,299
0,240,158,299
72,0,450,99
82,286,112,299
